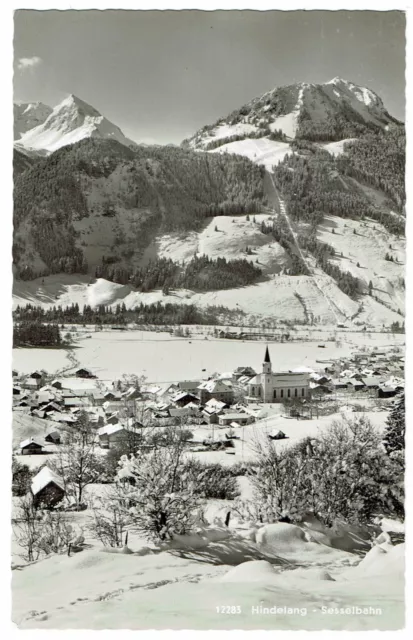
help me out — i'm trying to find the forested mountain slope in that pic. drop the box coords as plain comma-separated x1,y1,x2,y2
13,138,266,279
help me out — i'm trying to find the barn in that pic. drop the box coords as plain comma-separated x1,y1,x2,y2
97,423,137,449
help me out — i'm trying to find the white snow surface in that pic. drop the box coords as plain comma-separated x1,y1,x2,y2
14,102,53,140
12,520,404,630
210,138,292,170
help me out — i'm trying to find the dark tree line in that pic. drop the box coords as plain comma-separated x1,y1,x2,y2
13,301,243,327
95,254,262,291
14,321,61,347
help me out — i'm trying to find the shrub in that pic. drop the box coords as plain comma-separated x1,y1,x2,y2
250,416,404,526
115,441,203,542
183,459,240,500
12,456,35,496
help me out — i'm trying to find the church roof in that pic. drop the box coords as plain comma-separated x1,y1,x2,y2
264,346,271,363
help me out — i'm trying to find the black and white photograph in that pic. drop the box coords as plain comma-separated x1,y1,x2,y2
8,4,406,632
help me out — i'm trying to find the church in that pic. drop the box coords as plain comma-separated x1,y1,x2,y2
246,346,310,403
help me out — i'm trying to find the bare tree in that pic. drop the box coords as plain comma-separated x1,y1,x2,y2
49,411,105,506
13,495,42,562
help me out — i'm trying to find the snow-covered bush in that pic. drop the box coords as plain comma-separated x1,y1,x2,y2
12,456,35,496
36,512,82,555
182,459,240,500
13,498,81,560
115,444,203,542
383,391,405,456
251,416,404,527
89,492,127,547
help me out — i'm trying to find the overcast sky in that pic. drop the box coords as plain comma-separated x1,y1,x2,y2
14,10,405,145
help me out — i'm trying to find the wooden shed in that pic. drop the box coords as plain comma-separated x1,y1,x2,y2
45,430,61,444
20,438,43,455
31,466,65,509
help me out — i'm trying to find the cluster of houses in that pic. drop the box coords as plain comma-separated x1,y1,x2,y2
13,345,404,459
322,347,405,398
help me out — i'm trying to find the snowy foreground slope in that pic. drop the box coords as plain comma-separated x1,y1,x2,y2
13,521,404,630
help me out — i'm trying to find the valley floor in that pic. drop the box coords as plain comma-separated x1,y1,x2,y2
12,327,405,382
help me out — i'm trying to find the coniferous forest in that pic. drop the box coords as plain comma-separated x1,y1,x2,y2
13,139,266,280
13,301,243,327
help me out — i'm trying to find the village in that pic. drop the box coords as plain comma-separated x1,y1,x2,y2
12,341,404,510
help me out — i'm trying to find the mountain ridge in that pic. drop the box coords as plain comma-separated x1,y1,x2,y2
184,77,402,150
12,79,405,327
15,94,138,154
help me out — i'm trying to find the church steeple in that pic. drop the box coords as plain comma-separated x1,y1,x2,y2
263,346,272,374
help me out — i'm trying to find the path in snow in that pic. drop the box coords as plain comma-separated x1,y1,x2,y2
265,172,346,324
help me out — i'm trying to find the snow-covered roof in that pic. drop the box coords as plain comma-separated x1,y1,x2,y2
98,423,130,436
292,366,316,374
219,412,249,421
205,398,227,410
31,466,65,496
20,438,43,449
172,391,197,402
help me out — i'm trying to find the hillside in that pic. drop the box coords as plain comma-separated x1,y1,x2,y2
13,138,266,279
13,79,405,327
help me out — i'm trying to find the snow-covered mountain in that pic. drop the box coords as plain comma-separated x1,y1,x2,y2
185,77,401,150
14,102,53,140
16,94,137,154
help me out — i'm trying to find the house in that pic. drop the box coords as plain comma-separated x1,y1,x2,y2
246,347,310,403
63,397,91,408
20,438,43,455
177,380,201,394
360,377,384,390
75,368,96,379
121,387,141,402
103,400,123,414
47,412,78,424
104,391,122,402
201,398,228,424
347,379,365,391
171,391,199,407
198,379,234,405
31,466,65,509
331,378,349,389
218,412,253,426
97,423,139,449
22,377,42,391
42,401,63,414
233,366,256,381
13,386,22,396
45,430,61,444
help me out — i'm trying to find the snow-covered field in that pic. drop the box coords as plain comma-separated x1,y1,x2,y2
144,214,288,275
318,216,405,315
185,409,389,467
210,138,292,170
12,330,405,382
